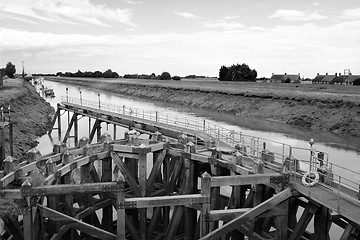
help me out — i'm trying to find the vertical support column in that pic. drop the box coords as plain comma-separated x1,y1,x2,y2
46,157,59,236
138,144,150,240
57,108,62,141
9,123,13,157
116,174,126,240
210,165,220,231
314,206,330,240
183,146,197,240
74,113,78,147
113,124,117,140
22,179,33,240
0,124,5,169
200,172,211,237
102,139,113,232
275,200,289,239
96,120,101,143
88,118,91,136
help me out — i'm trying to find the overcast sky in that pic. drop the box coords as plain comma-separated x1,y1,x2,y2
0,0,359,78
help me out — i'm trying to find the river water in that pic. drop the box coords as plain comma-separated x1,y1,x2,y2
34,79,360,238
36,79,360,173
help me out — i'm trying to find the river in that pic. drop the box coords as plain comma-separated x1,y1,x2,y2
33,79,360,239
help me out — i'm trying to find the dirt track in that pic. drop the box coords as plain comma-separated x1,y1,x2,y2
47,77,360,138
0,79,54,160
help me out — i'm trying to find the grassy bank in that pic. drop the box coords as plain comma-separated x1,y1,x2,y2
0,79,54,160
47,77,360,138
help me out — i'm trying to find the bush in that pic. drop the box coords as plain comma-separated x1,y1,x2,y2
159,72,171,80
172,76,181,81
353,78,360,85
218,63,257,82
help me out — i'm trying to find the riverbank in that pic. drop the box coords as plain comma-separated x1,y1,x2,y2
46,77,360,138
0,79,54,160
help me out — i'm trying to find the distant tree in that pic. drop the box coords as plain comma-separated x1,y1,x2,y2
4,62,16,78
218,63,257,82
353,78,360,86
0,68,4,77
159,71,171,80
219,66,229,81
94,71,103,78
102,69,119,78
56,72,63,76
172,75,181,81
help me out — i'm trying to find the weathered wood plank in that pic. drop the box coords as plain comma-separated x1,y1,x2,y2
22,182,120,197
211,173,281,187
121,194,205,208
38,204,116,240
199,188,292,240
288,201,319,240
116,174,126,240
111,151,141,196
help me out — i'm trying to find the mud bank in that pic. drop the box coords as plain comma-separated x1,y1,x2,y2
0,79,54,160
47,77,360,138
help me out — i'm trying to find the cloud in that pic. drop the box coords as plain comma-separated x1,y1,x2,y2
312,2,320,6
122,0,142,5
0,0,138,28
203,19,244,30
269,10,327,21
224,15,241,20
174,11,201,19
1,16,360,77
340,8,360,20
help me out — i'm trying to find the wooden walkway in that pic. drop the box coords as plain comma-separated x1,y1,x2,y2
1,98,360,240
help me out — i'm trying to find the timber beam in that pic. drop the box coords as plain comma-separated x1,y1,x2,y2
199,188,293,240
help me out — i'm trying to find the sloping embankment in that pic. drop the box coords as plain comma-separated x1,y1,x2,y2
0,79,54,160
48,77,360,138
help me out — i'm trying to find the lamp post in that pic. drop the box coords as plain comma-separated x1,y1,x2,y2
98,93,101,109
66,87,69,102
309,138,315,172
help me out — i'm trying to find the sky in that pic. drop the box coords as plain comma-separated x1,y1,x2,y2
0,0,359,78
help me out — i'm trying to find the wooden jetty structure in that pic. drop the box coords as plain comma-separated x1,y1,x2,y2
1,96,360,240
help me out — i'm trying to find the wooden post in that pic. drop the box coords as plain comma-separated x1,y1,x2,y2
314,206,330,240
275,200,289,239
0,124,5,168
74,113,78,147
138,144,150,240
45,157,59,236
116,174,126,240
9,122,13,157
57,108,62,141
96,120,101,142
22,179,33,240
102,140,113,232
200,172,211,237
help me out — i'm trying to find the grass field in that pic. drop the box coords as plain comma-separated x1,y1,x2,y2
90,78,360,104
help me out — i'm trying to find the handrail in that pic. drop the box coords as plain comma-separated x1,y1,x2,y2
60,96,360,205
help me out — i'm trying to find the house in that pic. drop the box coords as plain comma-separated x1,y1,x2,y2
312,73,336,84
270,73,301,83
313,73,360,84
